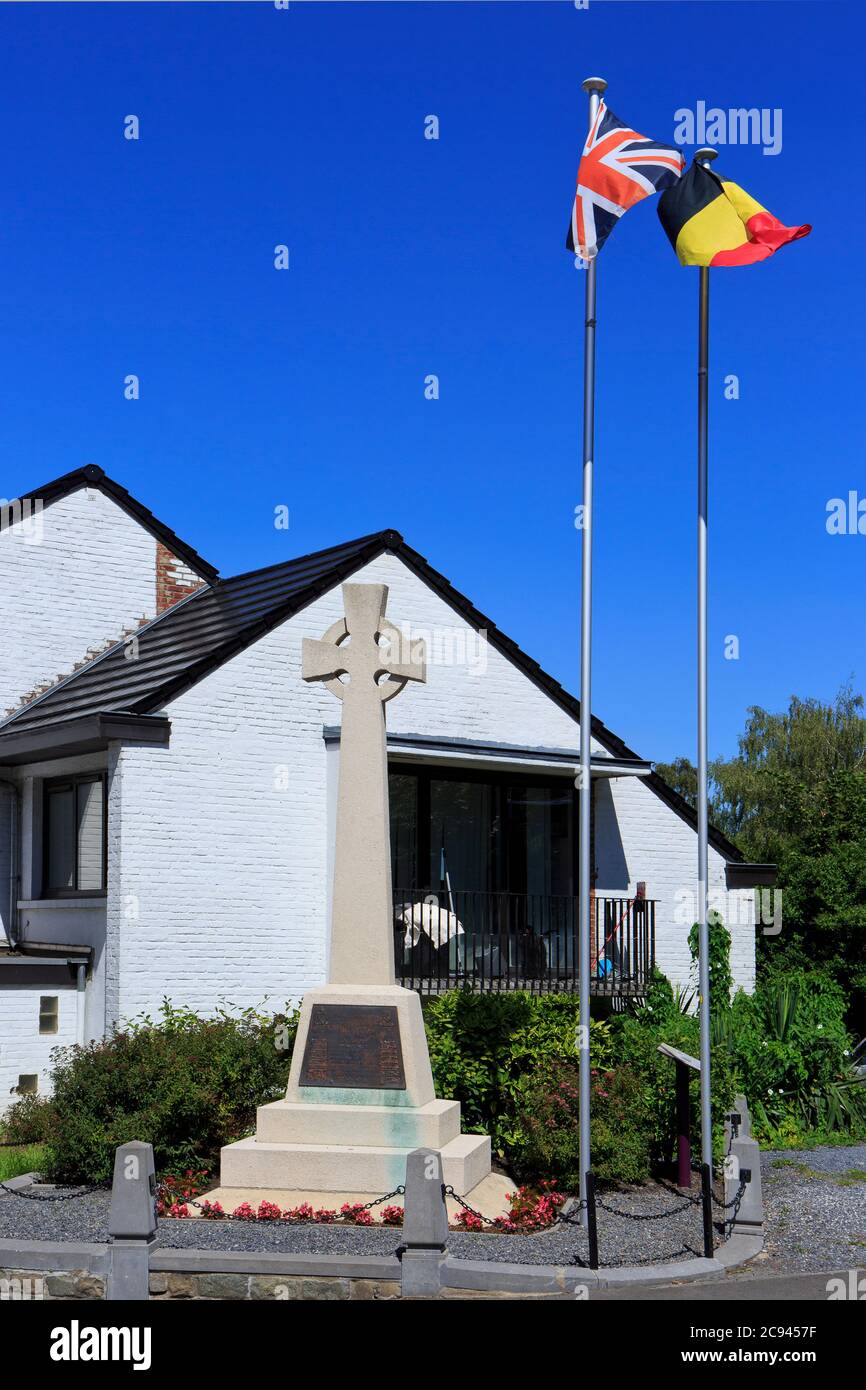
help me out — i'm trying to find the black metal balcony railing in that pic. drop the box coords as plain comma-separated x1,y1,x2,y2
393,889,656,996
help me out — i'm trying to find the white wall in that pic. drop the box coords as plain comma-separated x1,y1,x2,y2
0,979,78,1108
595,776,756,996
0,487,158,716
107,550,755,1023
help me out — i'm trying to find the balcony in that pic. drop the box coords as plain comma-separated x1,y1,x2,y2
393,889,656,997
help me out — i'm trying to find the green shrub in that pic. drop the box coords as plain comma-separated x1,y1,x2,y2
723,968,866,1144
21,1000,298,1184
1,1093,55,1145
613,1006,736,1167
424,990,613,1160
510,1060,654,1186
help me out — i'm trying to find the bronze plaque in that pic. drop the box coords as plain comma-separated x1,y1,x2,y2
299,1004,406,1090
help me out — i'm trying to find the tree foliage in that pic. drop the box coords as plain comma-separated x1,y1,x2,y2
656,686,866,1020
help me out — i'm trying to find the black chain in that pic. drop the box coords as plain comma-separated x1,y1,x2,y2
595,1193,697,1221
444,1185,584,1231
554,1199,587,1227
359,1185,405,1211
155,1181,406,1223
0,1180,104,1202
713,1178,747,1212
442,1184,497,1226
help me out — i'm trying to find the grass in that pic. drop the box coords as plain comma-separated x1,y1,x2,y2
771,1158,866,1186
0,1144,49,1183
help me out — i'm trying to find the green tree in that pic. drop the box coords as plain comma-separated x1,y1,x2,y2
656,686,866,1023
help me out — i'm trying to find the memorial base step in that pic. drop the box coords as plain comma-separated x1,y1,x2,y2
219,1132,491,1197
254,1097,461,1149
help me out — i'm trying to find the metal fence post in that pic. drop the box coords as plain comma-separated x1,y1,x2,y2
400,1148,448,1297
585,1170,599,1270
700,1162,714,1260
106,1141,157,1301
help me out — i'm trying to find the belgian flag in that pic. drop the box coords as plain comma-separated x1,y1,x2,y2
658,159,811,267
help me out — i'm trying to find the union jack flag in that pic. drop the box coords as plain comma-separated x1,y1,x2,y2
567,102,684,259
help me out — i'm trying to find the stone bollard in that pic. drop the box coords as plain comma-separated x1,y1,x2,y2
733,1094,752,1139
724,1133,763,1236
106,1142,158,1300
400,1148,448,1298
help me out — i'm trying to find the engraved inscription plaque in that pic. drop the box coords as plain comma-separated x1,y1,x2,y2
299,1005,406,1090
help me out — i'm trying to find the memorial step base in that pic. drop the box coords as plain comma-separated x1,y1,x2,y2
254,1097,462,1149
220,1131,491,1197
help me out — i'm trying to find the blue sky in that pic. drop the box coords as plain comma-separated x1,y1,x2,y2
0,1,862,762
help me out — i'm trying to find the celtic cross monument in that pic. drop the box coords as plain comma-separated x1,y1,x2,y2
220,582,490,1198
301,582,425,984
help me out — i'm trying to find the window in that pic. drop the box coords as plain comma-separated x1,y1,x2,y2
16,1075,38,1096
389,764,576,897
43,774,106,896
39,996,59,1035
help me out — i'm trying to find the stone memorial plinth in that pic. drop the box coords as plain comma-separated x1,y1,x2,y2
220,583,490,1197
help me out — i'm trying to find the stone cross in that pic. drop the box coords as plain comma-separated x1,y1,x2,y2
302,583,426,985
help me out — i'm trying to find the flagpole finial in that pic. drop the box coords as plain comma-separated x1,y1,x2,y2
582,77,607,95
695,148,718,165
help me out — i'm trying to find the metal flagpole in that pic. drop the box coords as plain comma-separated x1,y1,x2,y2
695,146,717,1256
578,74,606,1226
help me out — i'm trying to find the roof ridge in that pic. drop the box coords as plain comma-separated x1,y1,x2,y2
219,529,401,587
7,465,219,583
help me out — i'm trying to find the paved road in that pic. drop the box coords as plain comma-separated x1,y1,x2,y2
592,1267,865,1300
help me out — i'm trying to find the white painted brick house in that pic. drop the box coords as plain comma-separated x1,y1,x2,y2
0,468,771,1106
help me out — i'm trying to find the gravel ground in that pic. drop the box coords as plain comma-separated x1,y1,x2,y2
756,1144,866,1276
2,1145,862,1272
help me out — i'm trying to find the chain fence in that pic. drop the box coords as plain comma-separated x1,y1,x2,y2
0,1160,749,1272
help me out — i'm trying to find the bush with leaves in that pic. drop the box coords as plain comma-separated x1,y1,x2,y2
613,979,736,1169
424,990,613,1161
509,1059,654,1186
0,1092,55,1146
721,968,866,1144
5,1000,299,1185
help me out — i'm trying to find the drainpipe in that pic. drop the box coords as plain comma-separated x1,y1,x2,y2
0,774,21,949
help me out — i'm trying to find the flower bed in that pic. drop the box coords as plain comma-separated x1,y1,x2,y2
157,1171,566,1233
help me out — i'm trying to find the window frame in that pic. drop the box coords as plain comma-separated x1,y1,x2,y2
388,761,579,898
41,772,108,898
39,995,59,1035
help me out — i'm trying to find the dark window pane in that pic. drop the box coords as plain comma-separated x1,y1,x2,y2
46,787,75,890
389,773,417,891
430,779,497,893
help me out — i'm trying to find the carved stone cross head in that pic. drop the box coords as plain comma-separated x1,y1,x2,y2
302,583,426,705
